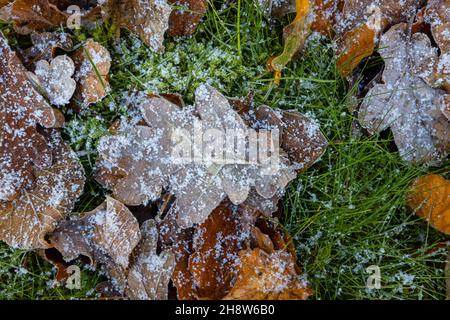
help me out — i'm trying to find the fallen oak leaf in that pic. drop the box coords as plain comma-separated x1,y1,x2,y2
223,248,311,300
30,55,76,106
20,32,73,69
125,219,176,300
419,0,450,92
96,84,325,228
9,0,67,34
72,38,111,107
187,202,246,299
0,129,85,249
49,196,141,291
167,0,207,37
358,23,449,164
0,33,62,201
407,174,450,235
100,0,172,53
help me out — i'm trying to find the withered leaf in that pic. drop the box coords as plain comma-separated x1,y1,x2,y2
0,129,85,249
49,196,141,280
96,84,326,228
419,0,450,92
100,0,172,53
0,33,62,202
125,219,175,300
72,38,111,107
407,174,450,235
223,248,311,300
268,0,311,84
9,0,67,34
20,32,73,68
31,55,76,106
359,23,449,164
187,203,246,299
167,0,207,37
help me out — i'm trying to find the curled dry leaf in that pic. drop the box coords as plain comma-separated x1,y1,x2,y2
49,196,141,290
0,33,62,202
167,0,207,37
100,0,172,53
72,38,111,107
223,248,311,300
96,84,327,228
31,55,76,106
407,174,450,235
0,129,85,249
268,0,310,84
20,32,73,68
125,219,176,300
359,23,449,164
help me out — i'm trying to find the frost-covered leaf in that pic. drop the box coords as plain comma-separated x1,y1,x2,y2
419,0,450,92
359,23,449,164
9,0,67,34
0,33,62,201
72,38,111,107
407,174,450,235
49,196,141,290
31,55,76,106
0,129,85,249
223,248,311,300
21,32,73,68
167,0,207,37
125,219,175,300
96,84,326,228
100,0,172,53
186,203,246,299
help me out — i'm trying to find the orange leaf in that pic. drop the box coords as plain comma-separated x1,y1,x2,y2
407,174,450,235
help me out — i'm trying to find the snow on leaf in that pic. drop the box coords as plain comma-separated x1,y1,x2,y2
100,0,172,53
223,248,311,300
167,0,207,37
358,23,449,164
71,38,111,107
9,0,68,34
407,174,450,235
49,196,141,290
0,33,61,201
186,203,246,299
31,55,76,106
96,84,327,228
0,129,85,249
20,32,73,68
420,0,450,92
125,219,175,300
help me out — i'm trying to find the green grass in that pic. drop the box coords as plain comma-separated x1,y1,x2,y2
0,0,448,299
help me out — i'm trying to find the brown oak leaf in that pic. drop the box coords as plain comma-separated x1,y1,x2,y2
0,129,85,249
71,38,111,107
167,0,207,37
20,32,73,68
125,219,176,300
0,33,62,202
49,196,141,290
96,84,327,228
100,0,172,53
223,248,311,300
